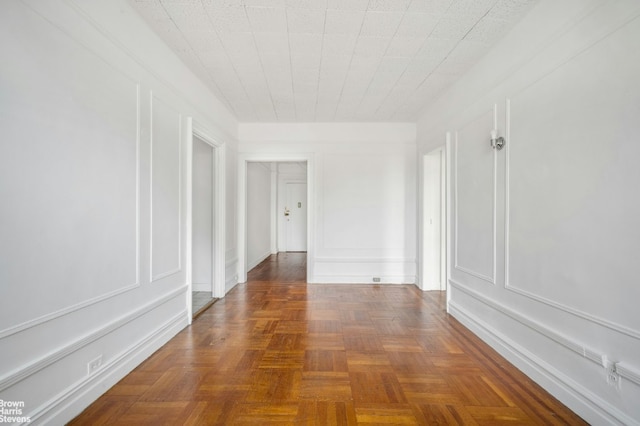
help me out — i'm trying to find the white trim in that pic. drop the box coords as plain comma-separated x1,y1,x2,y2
448,299,640,426
315,257,415,264
449,279,640,387
185,118,227,301
0,285,188,392
502,99,640,341
452,107,498,285
313,276,416,284
30,310,187,425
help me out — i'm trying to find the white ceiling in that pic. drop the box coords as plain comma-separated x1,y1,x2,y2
129,0,538,122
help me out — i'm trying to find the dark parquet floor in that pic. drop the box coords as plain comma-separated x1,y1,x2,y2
69,252,586,425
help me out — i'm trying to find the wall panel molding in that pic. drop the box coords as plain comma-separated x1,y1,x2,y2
150,92,182,282
449,279,640,386
448,299,639,426
29,309,187,425
0,79,141,339
504,74,640,341
0,285,187,392
453,107,497,285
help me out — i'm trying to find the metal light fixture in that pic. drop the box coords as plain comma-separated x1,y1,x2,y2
490,129,504,150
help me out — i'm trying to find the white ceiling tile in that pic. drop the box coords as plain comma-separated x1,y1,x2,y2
261,53,291,71
254,31,289,55
293,82,318,94
464,17,514,44
244,0,285,8
349,54,382,72
320,55,351,75
395,12,439,37
286,0,328,10
446,0,494,18
407,0,454,14
326,0,369,11
182,31,224,52
291,54,321,71
367,0,411,11
322,34,358,56
353,36,391,57
415,36,457,60
324,10,366,34
289,33,323,55
431,16,477,39
395,69,427,88
130,2,170,22
219,32,257,56
287,8,326,33
385,36,426,56
360,11,404,37
205,6,252,32
488,0,538,21
130,0,538,122
246,7,288,32
378,56,411,73
292,66,320,86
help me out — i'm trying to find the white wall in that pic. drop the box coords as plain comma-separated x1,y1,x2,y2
0,0,237,423
416,0,640,424
239,123,417,284
246,163,272,271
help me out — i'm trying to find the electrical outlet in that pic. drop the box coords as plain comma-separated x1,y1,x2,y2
372,277,381,283
87,355,103,375
606,363,621,390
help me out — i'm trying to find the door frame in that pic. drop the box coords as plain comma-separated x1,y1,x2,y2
185,118,226,322
238,153,314,283
420,143,448,293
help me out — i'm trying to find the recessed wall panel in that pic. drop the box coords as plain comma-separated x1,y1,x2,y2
150,95,181,281
0,6,139,332
454,109,495,283
507,17,640,329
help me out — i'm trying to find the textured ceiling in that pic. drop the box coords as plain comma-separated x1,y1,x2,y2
129,0,538,122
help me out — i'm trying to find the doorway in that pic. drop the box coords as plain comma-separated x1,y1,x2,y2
238,155,314,284
421,145,447,293
191,136,216,317
186,118,226,321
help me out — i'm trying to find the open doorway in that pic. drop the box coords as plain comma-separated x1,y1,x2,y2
186,119,225,321
191,136,216,317
421,144,447,295
238,156,313,284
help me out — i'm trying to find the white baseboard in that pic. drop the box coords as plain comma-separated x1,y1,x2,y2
311,275,416,284
33,310,188,425
448,301,639,426
191,282,211,292
247,251,271,272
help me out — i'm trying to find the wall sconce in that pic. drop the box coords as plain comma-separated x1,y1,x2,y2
490,129,504,150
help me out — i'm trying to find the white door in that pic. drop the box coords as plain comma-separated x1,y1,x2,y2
285,183,307,251
422,146,446,291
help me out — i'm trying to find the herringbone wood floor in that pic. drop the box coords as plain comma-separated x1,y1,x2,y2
69,253,586,425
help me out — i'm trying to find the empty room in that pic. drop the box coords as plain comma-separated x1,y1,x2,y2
1,0,638,424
